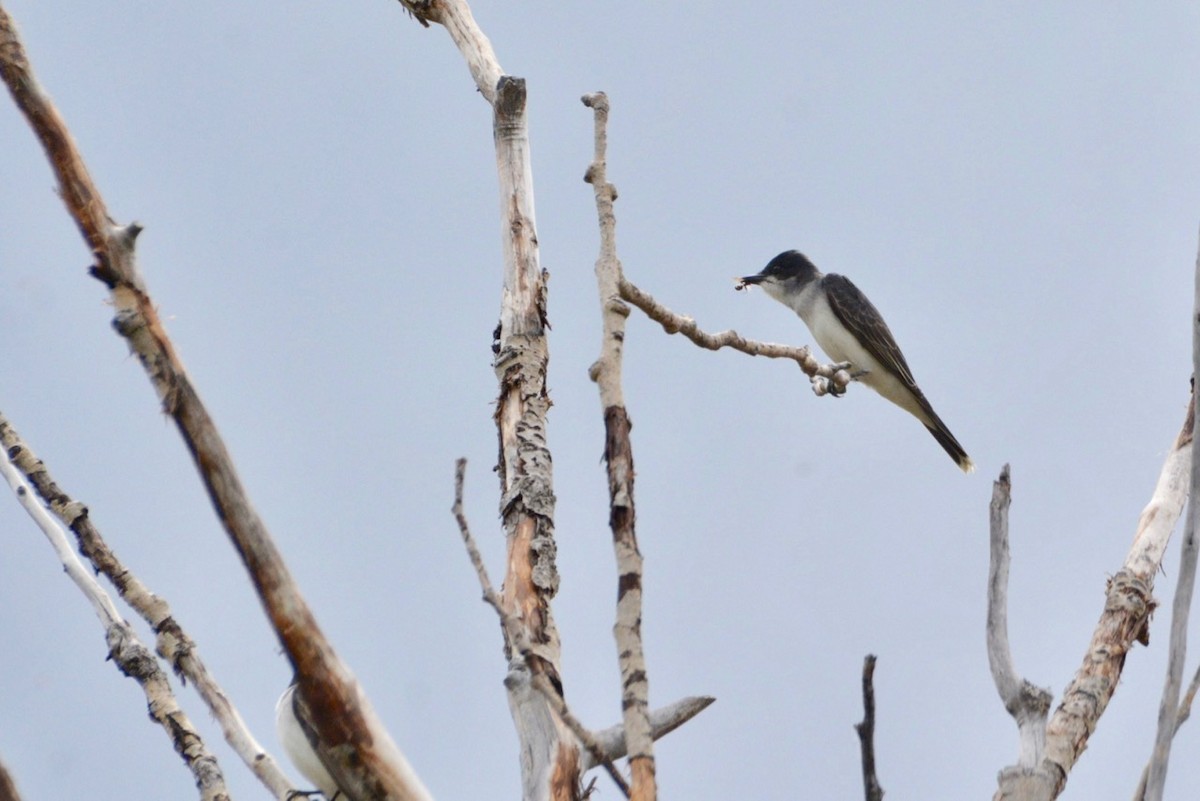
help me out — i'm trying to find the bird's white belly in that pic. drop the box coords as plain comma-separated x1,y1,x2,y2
800,294,926,420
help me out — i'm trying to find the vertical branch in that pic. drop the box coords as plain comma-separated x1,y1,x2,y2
582,91,656,801
403,3,573,799
1139,228,1200,801
0,7,429,800
853,655,884,801
989,465,1054,797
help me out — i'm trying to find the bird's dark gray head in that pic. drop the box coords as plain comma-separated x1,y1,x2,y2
738,250,820,291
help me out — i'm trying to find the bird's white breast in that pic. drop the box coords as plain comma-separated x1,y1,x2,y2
276,684,341,798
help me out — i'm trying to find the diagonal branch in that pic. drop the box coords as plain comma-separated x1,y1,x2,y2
0,421,228,801
0,413,295,800
0,8,428,800
582,91,656,801
1137,228,1200,801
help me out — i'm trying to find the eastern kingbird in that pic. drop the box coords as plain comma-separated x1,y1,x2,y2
738,250,974,473
276,681,344,800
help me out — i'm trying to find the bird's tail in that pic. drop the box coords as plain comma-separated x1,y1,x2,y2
922,411,974,473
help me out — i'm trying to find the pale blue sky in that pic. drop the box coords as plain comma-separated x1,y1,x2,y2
3,2,1200,799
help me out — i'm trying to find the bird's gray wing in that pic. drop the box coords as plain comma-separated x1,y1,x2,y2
822,274,918,389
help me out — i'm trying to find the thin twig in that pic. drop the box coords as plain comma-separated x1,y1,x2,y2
453,459,632,798
854,655,884,801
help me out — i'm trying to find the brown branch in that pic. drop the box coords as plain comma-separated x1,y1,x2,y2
402,1,579,795
0,413,295,800
453,460,631,798
854,655,884,801
582,91,656,801
0,7,427,799
0,758,23,801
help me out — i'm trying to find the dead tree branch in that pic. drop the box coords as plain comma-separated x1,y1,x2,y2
453,460,631,798
401,1,574,797
0,424,228,801
0,7,428,799
0,758,23,801
1137,229,1200,801
618,278,852,397
992,394,1193,800
854,655,884,801
988,465,1054,792
0,413,295,799
581,91,656,801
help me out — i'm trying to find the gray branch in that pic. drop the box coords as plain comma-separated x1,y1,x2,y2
1137,226,1200,801
988,464,1054,788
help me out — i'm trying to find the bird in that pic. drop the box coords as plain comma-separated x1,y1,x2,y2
276,680,344,800
737,250,974,473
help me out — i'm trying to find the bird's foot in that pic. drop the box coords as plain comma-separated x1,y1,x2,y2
811,362,855,397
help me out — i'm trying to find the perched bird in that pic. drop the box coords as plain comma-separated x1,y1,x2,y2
738,250,973,473
276,681,344,800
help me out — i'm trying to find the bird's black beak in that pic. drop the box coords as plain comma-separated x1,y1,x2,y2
735,273,765,291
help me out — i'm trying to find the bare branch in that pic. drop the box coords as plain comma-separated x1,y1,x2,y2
993,394,1193,801
400,1,579,796
0,420,229,801
619,277,814,367
988,465,1054,783
453,460,631,798
581,91,657,801
618,278,852,397
0,758,23,801
587,696,716,767
1135,659,1200,798
854,655,884,801
0,413,295,799
0,8,428,799
1138,228,1200,801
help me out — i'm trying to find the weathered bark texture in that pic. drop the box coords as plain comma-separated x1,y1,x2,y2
400,3,575,798
0,417,229,801
0,414,294,799
994,399,1194,801
0,7,429,800
582,91,656,801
